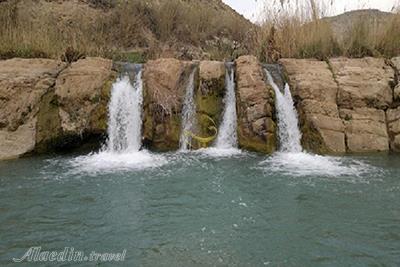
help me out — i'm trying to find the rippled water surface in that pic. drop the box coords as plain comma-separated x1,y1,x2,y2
0,151,399,266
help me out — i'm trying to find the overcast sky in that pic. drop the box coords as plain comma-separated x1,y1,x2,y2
222,0,398,22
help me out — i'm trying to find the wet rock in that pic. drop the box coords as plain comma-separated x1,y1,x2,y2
280,59,346,154
142,58,196,151
196,61,225,144
235,56,277,153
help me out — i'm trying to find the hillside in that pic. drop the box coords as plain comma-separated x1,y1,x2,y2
0,0,255,61
323,9,394,42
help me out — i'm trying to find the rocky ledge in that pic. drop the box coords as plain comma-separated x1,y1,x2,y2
281,56,399,153
0,55,399,160
0,57,116,160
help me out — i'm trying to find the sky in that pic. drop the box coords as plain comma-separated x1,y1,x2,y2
222,0,398,22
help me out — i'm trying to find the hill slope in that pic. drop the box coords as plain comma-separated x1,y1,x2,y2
0,0,255,61
323,9,394,42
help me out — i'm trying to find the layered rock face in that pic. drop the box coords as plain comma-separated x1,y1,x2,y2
142,58,196,151
235,56,277,153
330,57,394,153
0,57,115,160
281,57,397,154
280,59,346,153
196,61,225,141
387,57,400,151
55,58,114,140
1,55,400,160
0,59,66,160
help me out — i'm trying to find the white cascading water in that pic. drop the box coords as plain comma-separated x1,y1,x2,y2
215,63,238,149
265,70,302,153
106,72,143,152
261,68,373,177
70,66,167,173
179,70,197,151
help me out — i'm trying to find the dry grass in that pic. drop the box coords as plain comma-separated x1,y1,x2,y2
0,0,253,61
377,13,400,57
258,1,400,61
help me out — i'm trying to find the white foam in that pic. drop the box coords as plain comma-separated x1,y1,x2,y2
68,68,168,174
69,150,167,174
196,147,243,158
260,152,376,178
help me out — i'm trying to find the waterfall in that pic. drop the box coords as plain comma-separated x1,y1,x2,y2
265,70,302,153
179,69,197,151
70,64,168,172
106,66,143,152
215,63,238,149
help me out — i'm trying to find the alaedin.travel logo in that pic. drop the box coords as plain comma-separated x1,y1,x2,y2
12,247,126,263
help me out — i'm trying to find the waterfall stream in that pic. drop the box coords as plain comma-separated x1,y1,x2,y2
71,65,167,172
179,70,197,151
215,63,238,149
106,67,143,153
265,70,302,152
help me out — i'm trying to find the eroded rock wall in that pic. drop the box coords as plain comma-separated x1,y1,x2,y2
280,59,346,154
235,56,277,153
196,61,225,144
1,55,400,160
0,58,66,160
281,57,398,154
142,58,197,151
330,57,394,153
387,56,400,151
55,57,114,140
0,57,115,160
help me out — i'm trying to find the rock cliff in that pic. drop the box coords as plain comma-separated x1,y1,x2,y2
0,58,66,160
142,58,196,151
280,59,346,154
235,56,277,153
1,55,400,160
280,57,399,154
0,57,115,160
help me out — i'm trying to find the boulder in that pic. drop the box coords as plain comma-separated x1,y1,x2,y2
386,107,400,151
0,58,66,160
55,57,115,141
235,56,276,153
280,59,346,153
330,57,394,109
142,58,196,151
196,61,225,144
340,108,389,153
